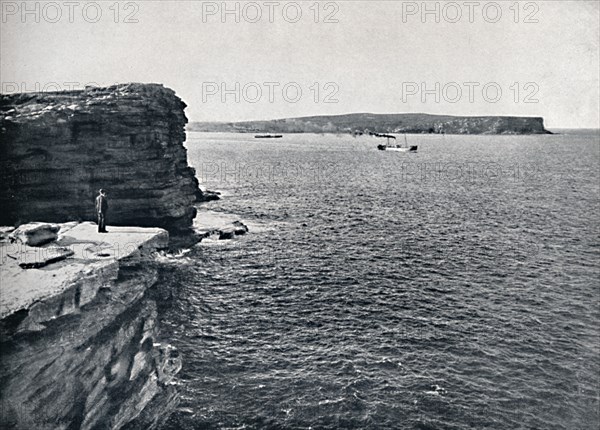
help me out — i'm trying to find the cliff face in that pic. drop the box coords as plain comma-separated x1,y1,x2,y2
189,113,550,135
427,116,549,134
0,222,181,429
0,84,200,232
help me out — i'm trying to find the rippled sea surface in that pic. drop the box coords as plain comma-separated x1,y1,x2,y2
159,131,599,430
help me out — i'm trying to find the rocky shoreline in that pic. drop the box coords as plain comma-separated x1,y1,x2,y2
0,222,181,429
0,210,248,429
0,84,249,429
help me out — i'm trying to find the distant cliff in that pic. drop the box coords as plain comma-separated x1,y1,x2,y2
189,113,551,135
0,84,202,231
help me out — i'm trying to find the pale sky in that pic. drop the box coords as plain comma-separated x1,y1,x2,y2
1,0,599,127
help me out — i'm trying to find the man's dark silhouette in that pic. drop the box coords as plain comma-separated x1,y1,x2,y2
95,189,109,233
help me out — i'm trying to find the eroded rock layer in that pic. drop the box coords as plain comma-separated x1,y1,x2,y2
0,223,181,429
0,83,200,231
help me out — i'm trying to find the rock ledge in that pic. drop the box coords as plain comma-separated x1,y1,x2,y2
0,221,179,430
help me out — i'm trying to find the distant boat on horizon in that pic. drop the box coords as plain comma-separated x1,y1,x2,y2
255,134,283,139
376,133,418,152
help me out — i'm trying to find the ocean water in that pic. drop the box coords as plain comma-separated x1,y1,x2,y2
159,131,599,430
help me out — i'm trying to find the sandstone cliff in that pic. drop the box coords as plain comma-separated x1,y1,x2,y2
0,222,181,429
0,84,200,231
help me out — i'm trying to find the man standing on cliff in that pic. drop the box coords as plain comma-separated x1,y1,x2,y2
95,189,109,233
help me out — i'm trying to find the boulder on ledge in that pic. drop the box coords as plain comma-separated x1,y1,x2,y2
10,222,59,246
